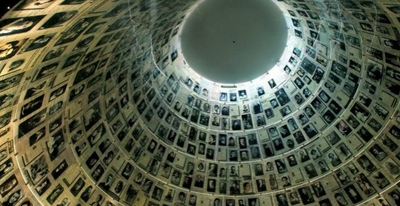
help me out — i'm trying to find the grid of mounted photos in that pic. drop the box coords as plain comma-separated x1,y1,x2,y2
0,0,400,205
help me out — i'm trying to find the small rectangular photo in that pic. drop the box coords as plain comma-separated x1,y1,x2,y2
61,0,87,5
0,16,45,36
0,39,27,60
238,90,247,99
39,11,78,30
219,92,228,101
3,189,24,205
264,108,274,119
22,33,55,53
15,0,56,10
46,184,64,204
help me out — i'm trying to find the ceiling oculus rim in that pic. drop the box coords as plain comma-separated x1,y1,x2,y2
180,0,288,84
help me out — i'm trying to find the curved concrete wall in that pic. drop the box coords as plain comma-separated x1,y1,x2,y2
0,0,399,205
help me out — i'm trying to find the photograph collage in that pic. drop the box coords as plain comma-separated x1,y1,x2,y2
0,0,399,205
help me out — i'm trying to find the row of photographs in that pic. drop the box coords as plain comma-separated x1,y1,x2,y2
0,0,397,204
0,0,394,167
0,0,395,136
21,116,398,204
4,144,400,206
2,122,399,206
2,0,194,206
7,0,396,177
131,62,397,157
20,133,400,206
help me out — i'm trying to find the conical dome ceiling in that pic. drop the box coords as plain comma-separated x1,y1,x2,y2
0,0,399,206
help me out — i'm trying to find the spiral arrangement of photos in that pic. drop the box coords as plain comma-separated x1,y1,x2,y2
0,0,399,205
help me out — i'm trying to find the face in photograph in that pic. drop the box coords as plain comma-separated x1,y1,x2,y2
40,11,78,29
335,120,352,137
298,186,314,204
62,52,83,69
80,186,93,202
46,184,63,204
55,17,98,45
304,163,318,179
287,191,300,205
0,71,24,94
0,175,18,197
51,159,68,180
287,155,297,167
61,0,86,4
88,164,104,183
34,62,58,81
357,155,376,173
44,82,62,100
371,13,391,24
28,155,49,184
74,36,94,51
257,87,265,96
103,3,129,18
15,0,56,10
222,135,233,147
283,65,291,74
266,126,278,138
0,16,44,36
285,119,298,132
293,93,304,105
383,159,400,177
46,130,65,160
320,109,334,123
300,58,317,75
265,108,274,119
49,116,62,133
332,192,348,206
122,184,138,204
87,85,103,104
344,184,363,203
84,21,105,35
220,117,229,130
0,157,13,179
220,92,227,101
7,59,25,72
230,119,240,130
304,123,318,138
18,108,46,137
294,77,305,89
96,34,113,47
69,83,86,102
276,194,288,206
83,103,102,131
275,159,287,174
279,125,291,138
270,99,279,108
237,90,246,99
20,94,44,119
3,189,23,206
81,48,101,66
388,190,400,206
171,170,181,186
23,34,54,52
229,150,238,161
191,84,201,94
290,131,303,144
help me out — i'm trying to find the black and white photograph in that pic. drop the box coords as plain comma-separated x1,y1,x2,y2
0,0,399,205
40,11,78,29
298,186,315,204
0,16,44,36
